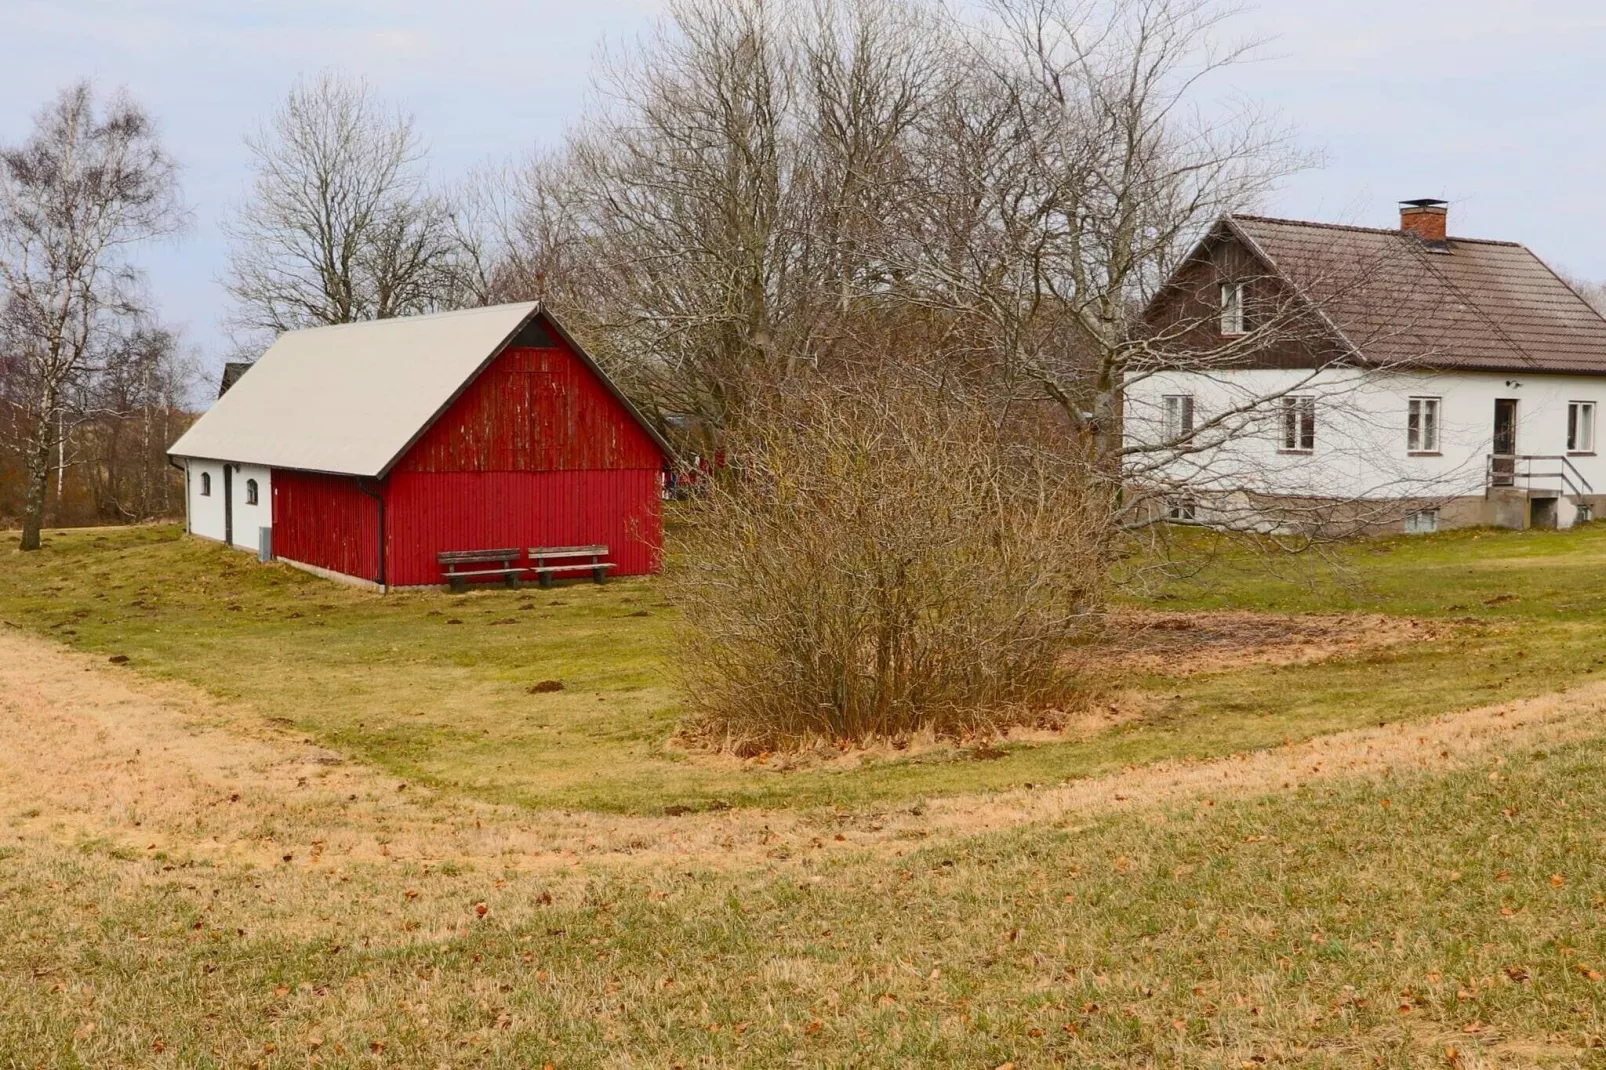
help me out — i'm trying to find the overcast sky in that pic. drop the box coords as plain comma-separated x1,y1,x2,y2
7,0,1606,390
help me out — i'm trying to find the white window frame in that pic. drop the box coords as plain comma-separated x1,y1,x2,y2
200,471,211,497
1568,401,1596,454
1167,496,1197,522
1162,394,1195,443
1279,396,1316,452
245,478,259,506
1219,282,1246,336
1407,396,1441,454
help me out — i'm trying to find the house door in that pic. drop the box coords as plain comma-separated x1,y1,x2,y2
1492,399,1518,487
223,465,234,546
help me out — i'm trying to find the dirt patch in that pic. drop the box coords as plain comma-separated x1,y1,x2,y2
1101,609,1452,676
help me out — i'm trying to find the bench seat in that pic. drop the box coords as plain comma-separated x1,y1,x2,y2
528,545,613,587
438,548,523,592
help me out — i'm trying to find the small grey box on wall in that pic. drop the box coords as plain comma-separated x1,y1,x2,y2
258,526,274,563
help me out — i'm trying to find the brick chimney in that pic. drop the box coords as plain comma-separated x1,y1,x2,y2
1399,198,1449,245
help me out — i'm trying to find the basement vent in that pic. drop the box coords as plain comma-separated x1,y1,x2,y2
1404,509,1440,534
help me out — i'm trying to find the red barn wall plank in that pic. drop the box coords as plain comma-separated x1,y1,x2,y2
272,470,380,582
382,469,662,586
394,344,663,474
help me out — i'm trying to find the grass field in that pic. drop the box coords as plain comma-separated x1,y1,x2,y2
0,524,1603,813
4,522,1606,1065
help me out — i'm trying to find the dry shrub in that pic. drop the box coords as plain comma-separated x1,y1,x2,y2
668,374,1107,752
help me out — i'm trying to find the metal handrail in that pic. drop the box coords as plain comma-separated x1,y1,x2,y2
1487,454,1595,498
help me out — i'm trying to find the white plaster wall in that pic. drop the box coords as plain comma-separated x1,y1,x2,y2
183,459,273,550
1125,368,1604,517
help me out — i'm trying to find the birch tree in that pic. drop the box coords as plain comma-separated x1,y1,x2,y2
0,83,184,550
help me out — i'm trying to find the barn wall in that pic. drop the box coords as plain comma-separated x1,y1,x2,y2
382,469,662,586
392,345,663,474
271,469,381,582
382,335,667,587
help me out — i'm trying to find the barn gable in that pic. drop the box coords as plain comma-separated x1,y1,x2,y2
393,332,664,475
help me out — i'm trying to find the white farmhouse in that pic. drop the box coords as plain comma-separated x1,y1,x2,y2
1127,200,1606,532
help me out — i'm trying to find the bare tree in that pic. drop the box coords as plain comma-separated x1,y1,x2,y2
487,0,1448,558
223,73,460,342
0,82,184,550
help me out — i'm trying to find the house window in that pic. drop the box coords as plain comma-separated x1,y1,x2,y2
1568,401,1596,453
1162,394,1195,442
245,478,259,506
1219,282,1246,336
1280,396,1316,451
1405,509,1440,534
200,471,211,497
1407,396,1441,453
1167,496,1198,522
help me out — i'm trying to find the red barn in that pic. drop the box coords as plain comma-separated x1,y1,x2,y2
168,303,672,590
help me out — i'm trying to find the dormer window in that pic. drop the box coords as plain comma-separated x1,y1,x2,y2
1219,282,1247,336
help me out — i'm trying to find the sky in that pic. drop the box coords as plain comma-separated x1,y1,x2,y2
7,0,1606,395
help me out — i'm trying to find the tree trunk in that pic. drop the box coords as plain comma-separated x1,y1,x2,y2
19,388,57,551
19,436,53,551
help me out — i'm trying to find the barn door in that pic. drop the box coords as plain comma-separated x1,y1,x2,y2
223,465,234,545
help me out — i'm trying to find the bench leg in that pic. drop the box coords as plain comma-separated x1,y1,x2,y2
506,572,521,590
539,572,553,589
592,565,606,583
448,575,467,594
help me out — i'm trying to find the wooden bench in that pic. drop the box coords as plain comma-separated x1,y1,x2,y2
528,545,614,588
437,548,524,592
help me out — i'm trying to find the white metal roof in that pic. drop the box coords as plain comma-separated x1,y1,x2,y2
171,303,559,477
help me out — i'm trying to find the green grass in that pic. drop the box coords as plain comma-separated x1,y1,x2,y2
5,724,1605,1066
2,523,1605,813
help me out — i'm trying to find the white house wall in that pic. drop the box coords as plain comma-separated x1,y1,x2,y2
1125,367,1604,515
184,459,273,551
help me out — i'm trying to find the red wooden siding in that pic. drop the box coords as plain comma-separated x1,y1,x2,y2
268,324,667,589
394,344,663,474
382,469,662,586
272,470,381,583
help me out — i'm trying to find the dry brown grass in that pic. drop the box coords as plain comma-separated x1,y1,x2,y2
7,625,1606,1066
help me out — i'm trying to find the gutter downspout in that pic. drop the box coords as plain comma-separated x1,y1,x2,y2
358,478,387,592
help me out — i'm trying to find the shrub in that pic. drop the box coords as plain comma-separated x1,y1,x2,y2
668,373,1107,752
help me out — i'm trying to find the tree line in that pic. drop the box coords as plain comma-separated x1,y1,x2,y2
2,0,1336,741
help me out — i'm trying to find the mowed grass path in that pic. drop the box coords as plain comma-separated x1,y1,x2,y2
6,724,1606,1066
1,523,1604,813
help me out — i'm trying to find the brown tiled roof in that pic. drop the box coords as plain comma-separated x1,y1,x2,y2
1225,214,1606,375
